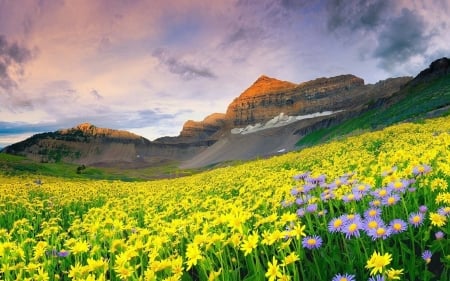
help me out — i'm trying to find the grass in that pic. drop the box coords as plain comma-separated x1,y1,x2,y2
0,153,203,181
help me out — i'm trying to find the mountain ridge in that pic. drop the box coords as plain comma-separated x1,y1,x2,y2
2,57,449,169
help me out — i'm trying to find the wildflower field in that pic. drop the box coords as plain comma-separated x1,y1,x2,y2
1,116,450,281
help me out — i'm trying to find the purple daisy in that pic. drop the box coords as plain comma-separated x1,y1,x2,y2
389,219,407,234
332,273,356,281
409,212,424,227
302,235,323,249
371,187,392,198
381,193,401,206
367,225,392,240
387,179,409,193
341,220,362,239
328,217,345,233
363,217,384,232
422,250,432,264
352,183,371,195
364,207,381,219
369,199,382,208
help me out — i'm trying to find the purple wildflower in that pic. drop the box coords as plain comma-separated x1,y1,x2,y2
389,219,407,234
341,220,363,239
364,207,381,219
58,250,70,257
306,203,318,213
381,193,401,206
371,187,392,198
342,193,357,203
328,217,345,233
307,174,326,186
435,231,445,240
302,235,323,249
409,212,424,227
296,208,306,218
369,199,382,208
367,225,392,240
388,180,408,193
419,205,428,213
293,171,310,180
332,273,356,281
290,187,299,196
364,217,384,232
422,250,432,264
413,164,432,176
437,206,450,216
352,183,371,195
368,275,385,281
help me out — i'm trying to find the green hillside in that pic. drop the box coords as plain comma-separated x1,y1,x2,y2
297,74,450,147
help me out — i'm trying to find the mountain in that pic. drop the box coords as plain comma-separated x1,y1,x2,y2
1,123,212,167
2,57,449,170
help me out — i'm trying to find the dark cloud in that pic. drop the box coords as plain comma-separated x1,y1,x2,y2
326,0,392,33
152,48,216,80
90,89,103,100
0,35,33,91
374,8,430,71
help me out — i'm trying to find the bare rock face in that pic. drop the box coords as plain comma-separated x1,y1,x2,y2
225,74,365,126
179,113,226,139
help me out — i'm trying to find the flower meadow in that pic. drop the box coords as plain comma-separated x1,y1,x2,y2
1,116,450,281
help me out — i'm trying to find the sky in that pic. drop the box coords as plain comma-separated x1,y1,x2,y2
1,0,449,147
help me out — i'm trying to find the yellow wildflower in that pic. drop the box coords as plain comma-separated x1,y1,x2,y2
265,256,282,281
365,251,392,276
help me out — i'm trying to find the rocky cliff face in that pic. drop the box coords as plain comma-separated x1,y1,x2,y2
224,74,409,127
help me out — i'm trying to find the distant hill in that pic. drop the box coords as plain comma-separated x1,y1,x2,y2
2,57,449,170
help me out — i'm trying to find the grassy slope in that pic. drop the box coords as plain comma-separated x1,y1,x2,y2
297,75,450,147
0,153,201,181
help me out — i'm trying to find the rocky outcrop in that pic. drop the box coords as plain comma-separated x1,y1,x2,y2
409,57,450,86
58,123,143,140
179,113,226,139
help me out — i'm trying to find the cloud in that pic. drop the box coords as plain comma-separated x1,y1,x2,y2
326,0,392,33
0,35,33,90
152,48,216,80
374,8,431,71
90,89,103,100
